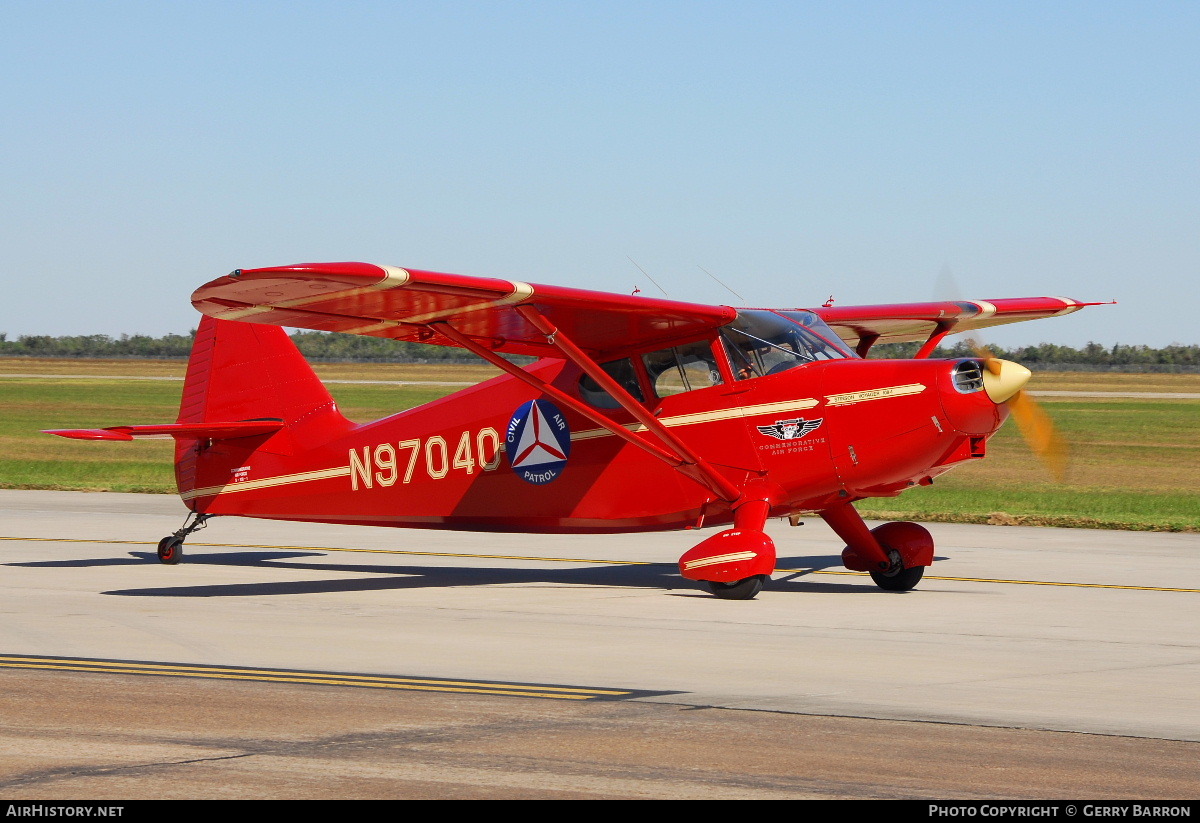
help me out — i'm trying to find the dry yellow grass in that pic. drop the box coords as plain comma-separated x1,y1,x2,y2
0,358,187,377
4,356,1194,389
1029,371,1200,393
0,357,502,383
5,359,1196,529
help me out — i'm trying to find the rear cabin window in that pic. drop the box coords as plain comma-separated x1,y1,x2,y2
642,340,725,397
578,358,645,409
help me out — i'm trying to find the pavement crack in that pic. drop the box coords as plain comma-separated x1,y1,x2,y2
0,751,259,791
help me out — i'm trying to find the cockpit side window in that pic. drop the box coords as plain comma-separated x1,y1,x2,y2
578,357,645,409
642,339,725,397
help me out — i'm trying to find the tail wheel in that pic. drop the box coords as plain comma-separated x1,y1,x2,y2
706,575,767,600
156,512,212,565
157,536,183,565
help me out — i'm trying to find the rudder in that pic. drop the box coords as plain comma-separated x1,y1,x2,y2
175,316,352,501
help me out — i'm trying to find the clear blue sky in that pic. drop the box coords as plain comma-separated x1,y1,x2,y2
2,1,1196,347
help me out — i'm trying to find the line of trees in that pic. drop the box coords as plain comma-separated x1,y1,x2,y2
868,341,1200,371
1,331,1198,370
0,330,480,363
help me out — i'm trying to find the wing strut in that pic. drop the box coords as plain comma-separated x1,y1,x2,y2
914,320,956,359
516,306,743,502
429,316,741,504
855,332,880,358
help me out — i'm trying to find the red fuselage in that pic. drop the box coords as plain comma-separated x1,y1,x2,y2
181,356,1003,534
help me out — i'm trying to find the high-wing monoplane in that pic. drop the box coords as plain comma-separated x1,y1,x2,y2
46,263,1107,598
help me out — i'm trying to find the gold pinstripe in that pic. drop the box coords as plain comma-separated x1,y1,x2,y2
210,265,412,320
1049,296,1083,316
681,551,758,570
181,466,351,501
970,300,998,319
213,305,275,320
176,384,926,501
397,280,536,324
824,383,927,406
181,398,824,500
572,398,820,442
338,280,538,332
215,275,536,334
338,318,404,335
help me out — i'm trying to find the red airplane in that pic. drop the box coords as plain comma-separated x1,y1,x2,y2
46,262,1106,599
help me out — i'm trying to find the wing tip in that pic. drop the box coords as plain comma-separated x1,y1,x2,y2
43,429,133,441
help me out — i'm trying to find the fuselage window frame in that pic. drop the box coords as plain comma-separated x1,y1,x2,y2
577,357,648,410
642,337,728,399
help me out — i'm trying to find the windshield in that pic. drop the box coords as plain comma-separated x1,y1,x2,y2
721,310,855,379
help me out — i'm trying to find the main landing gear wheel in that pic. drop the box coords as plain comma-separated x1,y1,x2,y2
706,574,767,600
157,536,183,565
869,550,924,592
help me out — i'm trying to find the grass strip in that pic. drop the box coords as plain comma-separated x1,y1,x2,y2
3,362,1197,532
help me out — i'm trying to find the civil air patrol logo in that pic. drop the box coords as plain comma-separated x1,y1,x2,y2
757,417,824,441
506,399,571,484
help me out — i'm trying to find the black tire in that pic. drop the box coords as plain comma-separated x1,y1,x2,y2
706,575,766,600
157,536,183,565
869,563,923,592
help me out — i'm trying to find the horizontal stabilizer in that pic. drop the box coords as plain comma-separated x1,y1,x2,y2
43,420,284,442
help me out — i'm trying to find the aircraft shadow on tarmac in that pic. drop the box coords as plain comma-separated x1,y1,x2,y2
9,549,936,597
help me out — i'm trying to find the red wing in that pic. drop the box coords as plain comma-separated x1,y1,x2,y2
810,297,1112,350
191,263,736,358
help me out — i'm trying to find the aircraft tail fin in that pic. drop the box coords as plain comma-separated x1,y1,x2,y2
177,315,346,431
43,316,352,506
172,316,352,502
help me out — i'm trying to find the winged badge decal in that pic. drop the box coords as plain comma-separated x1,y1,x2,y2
757,417,824,441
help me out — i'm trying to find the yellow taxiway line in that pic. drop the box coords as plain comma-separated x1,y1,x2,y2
0,654,644,700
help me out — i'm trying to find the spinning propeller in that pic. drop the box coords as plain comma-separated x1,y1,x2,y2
935,266,1069,482
970,337,1069,483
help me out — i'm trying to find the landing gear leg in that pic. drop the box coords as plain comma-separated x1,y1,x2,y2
679,500,777,600
156,512,214,565
819,504,933,592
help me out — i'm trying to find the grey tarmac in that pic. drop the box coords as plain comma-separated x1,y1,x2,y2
1,490,1197,799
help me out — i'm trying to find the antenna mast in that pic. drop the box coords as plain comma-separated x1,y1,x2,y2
627,257,669,298
698,266,745,303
